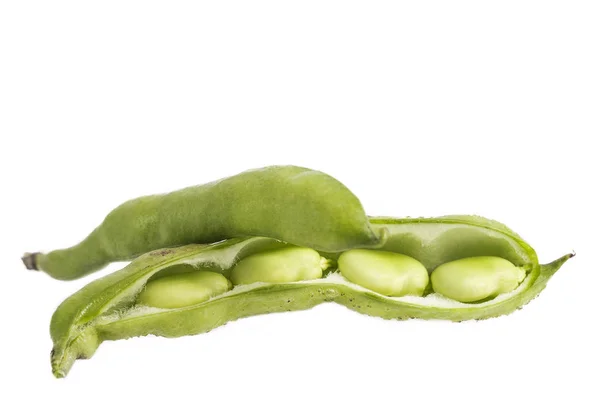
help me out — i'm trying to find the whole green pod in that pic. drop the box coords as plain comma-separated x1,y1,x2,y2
23,165,385,280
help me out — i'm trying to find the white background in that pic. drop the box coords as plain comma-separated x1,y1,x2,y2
1,1,598,399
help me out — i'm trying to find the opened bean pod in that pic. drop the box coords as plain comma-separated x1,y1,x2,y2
49,216,572,378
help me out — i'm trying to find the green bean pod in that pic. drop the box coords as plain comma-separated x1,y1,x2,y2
49,216,572,378
23,165,385,280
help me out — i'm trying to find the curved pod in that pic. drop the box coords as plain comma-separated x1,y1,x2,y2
49,216,572,378
24,166,384,280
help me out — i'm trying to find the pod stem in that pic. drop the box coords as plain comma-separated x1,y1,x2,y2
22,252,40,271
52,327,100,378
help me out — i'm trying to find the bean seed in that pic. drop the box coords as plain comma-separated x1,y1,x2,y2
137,271,232,309
231,247,329,285
338,249,429,296
431,256,526,303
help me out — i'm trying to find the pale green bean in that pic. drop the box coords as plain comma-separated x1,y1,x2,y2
431,256,526,303
137,271,232,309
230,246,330,285
338,249,429,296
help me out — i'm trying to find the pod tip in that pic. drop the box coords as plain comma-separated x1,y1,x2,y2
22,252,40,271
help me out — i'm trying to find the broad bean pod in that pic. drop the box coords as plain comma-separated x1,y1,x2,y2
23,165,385,280
49,216,572,378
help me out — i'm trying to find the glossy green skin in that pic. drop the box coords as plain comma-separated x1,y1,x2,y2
338,250,429,296
28,165,384,280
231,246,326,285
49,216,572,378
431,256,526,303
137,271,232,309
